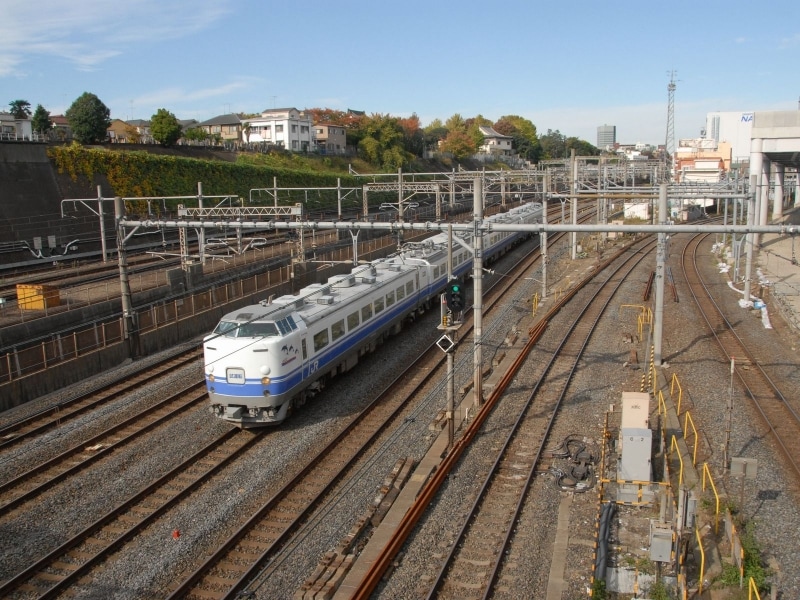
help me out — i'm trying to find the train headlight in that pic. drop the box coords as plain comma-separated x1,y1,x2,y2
206,365,214,375
261,376,271,385
259,366,271,376
208,374,215,382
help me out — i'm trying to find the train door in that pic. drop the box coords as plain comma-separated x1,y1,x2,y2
300,336,310,380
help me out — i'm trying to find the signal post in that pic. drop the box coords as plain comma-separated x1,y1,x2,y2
437,224,466,450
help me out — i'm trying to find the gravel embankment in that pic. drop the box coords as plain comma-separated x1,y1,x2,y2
2,233,798,600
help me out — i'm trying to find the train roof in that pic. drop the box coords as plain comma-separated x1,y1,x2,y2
265,260,417,325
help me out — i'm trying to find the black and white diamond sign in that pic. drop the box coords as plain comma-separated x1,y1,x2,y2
436,334,455,353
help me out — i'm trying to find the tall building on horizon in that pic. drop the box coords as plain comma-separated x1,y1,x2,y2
597,124,616,150
703,111,753,166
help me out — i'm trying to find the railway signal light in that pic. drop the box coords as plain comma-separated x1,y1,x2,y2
447,280,464,312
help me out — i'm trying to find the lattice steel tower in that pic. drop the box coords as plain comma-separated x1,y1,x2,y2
665,71,677,157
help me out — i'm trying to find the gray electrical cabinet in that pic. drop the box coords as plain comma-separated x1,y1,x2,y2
619,427,652,482
649,520,673,562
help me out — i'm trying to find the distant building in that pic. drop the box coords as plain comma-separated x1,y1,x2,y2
107,119,131,143
704,111,753,166
127,119,153,144
314,124,346,154
674,140,732,185
0,112,32,140
50,115,71,141
477,126,513,156
597,125,616,150
198,113,241,143
242,108,313,151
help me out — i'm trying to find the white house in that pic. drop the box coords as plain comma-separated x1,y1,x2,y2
478,126,513,156
0,113,33,140
242,107,314,151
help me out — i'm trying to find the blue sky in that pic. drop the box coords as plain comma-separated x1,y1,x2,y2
2,0,798,147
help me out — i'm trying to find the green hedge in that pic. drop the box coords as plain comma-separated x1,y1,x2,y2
48,145,359,203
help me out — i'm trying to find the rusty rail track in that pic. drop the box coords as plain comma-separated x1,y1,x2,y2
351,236,657,599
166,209,597,600
683,233,800,481
0,427,257,599
0,384,207,517
0,347,201,450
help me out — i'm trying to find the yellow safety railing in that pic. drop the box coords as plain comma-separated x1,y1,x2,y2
656,389,667,420
670,435,685,486
676,573,688,600
695,526,706,595
683,411,699,466
701,463,720,534
670,373,684,415
748,577,762,599
531,292,540,317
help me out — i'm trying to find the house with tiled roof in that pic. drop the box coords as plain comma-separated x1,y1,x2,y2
107,119,132,143
197,113,241,143
127,119,153,144
478,126,513,156
50,115,71,141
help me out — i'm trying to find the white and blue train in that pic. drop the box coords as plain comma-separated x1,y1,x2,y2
204,202,543,427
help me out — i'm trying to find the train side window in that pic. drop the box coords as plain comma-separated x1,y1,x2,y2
331,319,345,341
433,265,439,278
361,304,373,321
213,320,238,337
374,297,384,314
386,291,395,307
407,280,414,295
313,329,329,352
347,311,360,330
396,285,405,301
301,338,307,359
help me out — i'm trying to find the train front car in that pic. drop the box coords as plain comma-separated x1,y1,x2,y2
204,303,303,427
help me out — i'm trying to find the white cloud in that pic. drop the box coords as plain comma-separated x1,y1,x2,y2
779,33,800,48
0,0,231,77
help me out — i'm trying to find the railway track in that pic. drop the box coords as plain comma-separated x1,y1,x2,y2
350,236,657,599
0,383,206,517
0,426,256,599
683,233,800,481
0,346,201,449
163,215,577,600
0,203,592,593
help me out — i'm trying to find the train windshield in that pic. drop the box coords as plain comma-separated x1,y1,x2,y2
212,320,280,338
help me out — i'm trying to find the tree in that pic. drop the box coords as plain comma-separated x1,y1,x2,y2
465,115,491,150
65,92,111,144
398,113,423,156
439,130,477,159
445,113,466,133
125,124,142,143
355,113,412,170
565,137,600,156
423,119,448,150
494,115,540,161
150,108,182,146
539,129,568,159
9,99,31,119
183,126,208,144
31,104,52,136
